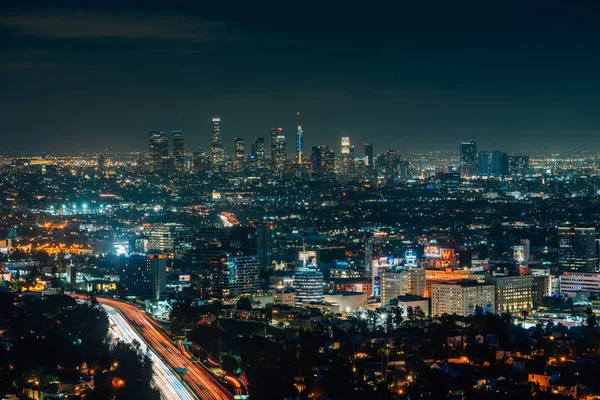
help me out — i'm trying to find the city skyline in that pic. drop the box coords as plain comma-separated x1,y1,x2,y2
1,1,599,153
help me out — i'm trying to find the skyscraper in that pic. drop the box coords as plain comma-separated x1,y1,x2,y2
234,137,245,171
339,137,352,174
255,137,266,168
490,151,509,176
172,130,184,172
294,268,325,306
271,127,287,170
120,254,167,300
256,223,271,268
478,151,489,176
558,226,598,272
149,131,169,172
311,145,335,174
459,140,477,178
296,112,303,165
364,143,373,167
210,118,224,172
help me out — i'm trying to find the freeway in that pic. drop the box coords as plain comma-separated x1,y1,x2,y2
100,298,234,400
104,304,198,400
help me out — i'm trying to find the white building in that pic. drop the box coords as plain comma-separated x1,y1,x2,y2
431,281,495,317
380,268,426,305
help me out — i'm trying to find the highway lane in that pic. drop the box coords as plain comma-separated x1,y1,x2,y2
103,304,198,400
100,298,234,400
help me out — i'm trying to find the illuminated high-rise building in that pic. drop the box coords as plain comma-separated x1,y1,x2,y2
558,226,598,272
478,151,489,176
254,137,266,168
234,137,245,171
172,130,184,172
149,131,169,172
210,117,224,171
339,137,352,174
364,143,373,167
459,140,477,178
311,145,335,174
271,127,287,170
120,254,167,301
294,268,325,306
296,112,303,164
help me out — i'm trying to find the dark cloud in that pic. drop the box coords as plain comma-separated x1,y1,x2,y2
0,10,233,41
0,1,599,154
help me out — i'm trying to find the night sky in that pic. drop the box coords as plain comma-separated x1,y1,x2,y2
1,0,599,155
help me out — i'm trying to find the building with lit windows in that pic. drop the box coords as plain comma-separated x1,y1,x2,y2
560,272,600,297
364,143,373,168
425,269,474,298
484,274,533,314
234,137,245,171
460,141,477,178
149,131,169,172
254,137,266,168
558,226,598,273
294,268,325,306
210,117,224,171
380,268,426,305
145,223,192,255
431,281,495,317
271,127,287,170
120,254,167,301
172,130,184,172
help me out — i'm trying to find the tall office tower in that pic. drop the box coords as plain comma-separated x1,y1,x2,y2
172,130,184,172
149,131,169,172
385,149,396,175
490,151,509,176
558,226,599,272
256,223,271,268
296,113,303,164
120,254,167,300
234,137,245,171
210,117,224,172
460,140,477,178
146,222,192,255
294,268,325,306
339,137,352,174
271,127,287,170
192,149,210,172
211,255,260,298
508,155,529,176
364,143,373,167
311,145,335,174
97,153,105,176
478,151,489,175
255,137,266,168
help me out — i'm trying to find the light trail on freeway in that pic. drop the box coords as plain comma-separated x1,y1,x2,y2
103,304,198,400
100,298,234,400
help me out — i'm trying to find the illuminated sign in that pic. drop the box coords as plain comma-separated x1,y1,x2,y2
513,245,526,263
424,245,440,258
424,246,454,260
441,249,455,261
179,275,191,282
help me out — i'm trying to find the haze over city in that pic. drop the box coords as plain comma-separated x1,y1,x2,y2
1,0,600,154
